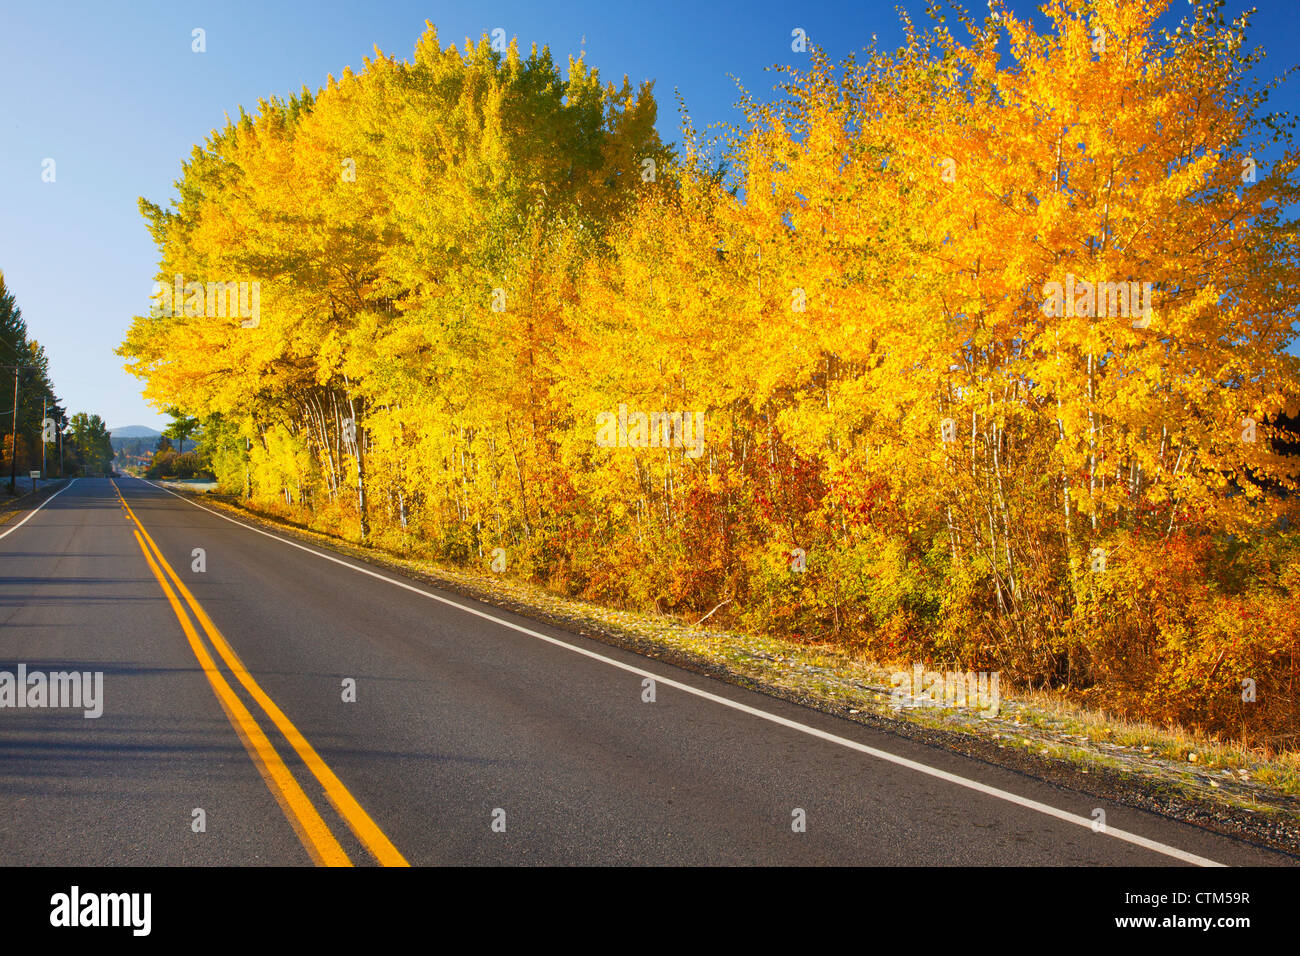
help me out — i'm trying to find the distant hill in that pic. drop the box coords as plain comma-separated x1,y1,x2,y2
110,425,162,439
110,426,165,461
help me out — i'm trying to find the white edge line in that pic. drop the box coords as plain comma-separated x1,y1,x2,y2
140,477,1225,867
0,478,76,541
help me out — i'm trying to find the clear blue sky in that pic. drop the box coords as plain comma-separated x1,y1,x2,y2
1,0,1297,430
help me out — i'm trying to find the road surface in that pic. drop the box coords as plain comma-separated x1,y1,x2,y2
0,478,1292,866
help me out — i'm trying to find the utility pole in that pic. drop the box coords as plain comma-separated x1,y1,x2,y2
41,397,46,479
57,426,62,477
6,366,17,494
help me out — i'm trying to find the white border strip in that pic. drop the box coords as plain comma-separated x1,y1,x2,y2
0,478,76,542
140,478,1224,867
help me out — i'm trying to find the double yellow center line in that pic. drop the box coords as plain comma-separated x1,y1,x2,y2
113,481,408,867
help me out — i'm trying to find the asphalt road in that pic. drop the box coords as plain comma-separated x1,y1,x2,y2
0,477,1293,866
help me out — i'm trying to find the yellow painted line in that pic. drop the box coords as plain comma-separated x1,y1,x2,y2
128,526,350,866
114,482,408,867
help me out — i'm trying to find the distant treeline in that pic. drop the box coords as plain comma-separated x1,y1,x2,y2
1,271,113,480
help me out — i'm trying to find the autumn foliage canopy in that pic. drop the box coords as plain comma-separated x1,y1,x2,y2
120,2,1300,748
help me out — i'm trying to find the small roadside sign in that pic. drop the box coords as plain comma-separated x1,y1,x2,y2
29,470,40,491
